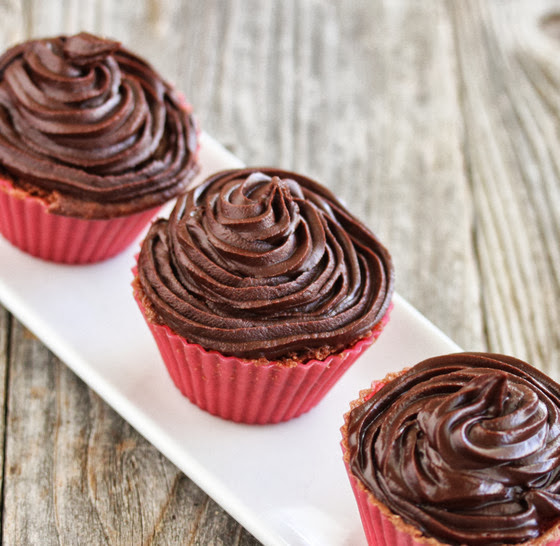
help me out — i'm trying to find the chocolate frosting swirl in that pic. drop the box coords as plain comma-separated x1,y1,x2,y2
137,168,394,360
0,32,197,218
347,353,560,545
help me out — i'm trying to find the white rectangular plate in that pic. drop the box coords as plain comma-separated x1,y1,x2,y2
0,133,461,546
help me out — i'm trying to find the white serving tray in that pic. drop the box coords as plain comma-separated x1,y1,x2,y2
0,133,461,546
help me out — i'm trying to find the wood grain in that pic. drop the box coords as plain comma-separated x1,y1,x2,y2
0,306,7,522
0,0,559,544
450,0,560,377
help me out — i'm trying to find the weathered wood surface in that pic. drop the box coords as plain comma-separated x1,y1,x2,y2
0,0,559,543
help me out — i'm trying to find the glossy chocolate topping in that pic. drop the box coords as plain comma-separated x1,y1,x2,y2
347,353,560,545
0,33,197,218
137,168,394,360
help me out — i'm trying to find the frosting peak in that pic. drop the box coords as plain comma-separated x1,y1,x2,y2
188,171,325,278
62,32,120,65
138,168,394,360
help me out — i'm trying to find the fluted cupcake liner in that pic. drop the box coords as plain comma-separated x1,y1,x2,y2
341,379,445,546
341,379,560,546
133,274,392,425
345,469,428,546
341,381,428,546
0,178,160,264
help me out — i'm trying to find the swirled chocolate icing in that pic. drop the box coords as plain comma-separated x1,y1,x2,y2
137,168,394,360
0,32,197,218
347,353,560,545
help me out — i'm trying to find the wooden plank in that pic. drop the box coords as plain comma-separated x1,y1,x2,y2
320,0,483,351
3,321,60,544
450,0,560,377
0,305,8,520
0,0,25,50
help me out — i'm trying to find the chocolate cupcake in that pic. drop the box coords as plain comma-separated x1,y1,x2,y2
0,32,198,263
133,167,394,424
342,353,560,545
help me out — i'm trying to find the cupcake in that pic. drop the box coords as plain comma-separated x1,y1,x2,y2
342,352,560,545
0,32,198,264
133,167,394,424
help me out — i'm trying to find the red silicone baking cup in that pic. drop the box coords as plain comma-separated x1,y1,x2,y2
0,178,160,264
133,277,392,424
341,381,424,545
344,464,428,546
341,381,560,546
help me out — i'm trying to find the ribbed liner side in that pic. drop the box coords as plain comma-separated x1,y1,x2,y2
0,180,159,264
347,470,425,546
133,285,391,425
341,428,430,546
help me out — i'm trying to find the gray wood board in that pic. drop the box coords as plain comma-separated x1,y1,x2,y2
0,0,559,543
